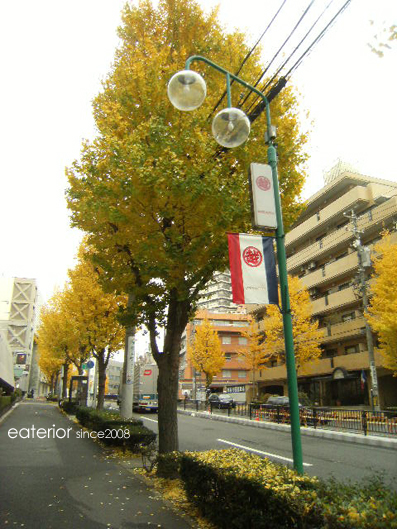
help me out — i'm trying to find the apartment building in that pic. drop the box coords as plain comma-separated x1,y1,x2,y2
178,311,252,401
254,168,397,408
196,271,242,313
106,359,123,395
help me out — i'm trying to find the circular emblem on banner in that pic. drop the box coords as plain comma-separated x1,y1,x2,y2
243,246,263,267
256,176,271,191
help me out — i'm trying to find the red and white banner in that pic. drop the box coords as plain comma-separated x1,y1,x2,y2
228,233,278,305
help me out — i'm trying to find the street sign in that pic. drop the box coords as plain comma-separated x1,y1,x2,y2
82,361,94,370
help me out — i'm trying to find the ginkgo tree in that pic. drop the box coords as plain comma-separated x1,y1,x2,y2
65,244,126,409
260,275,322,370
66,0,308,453
238,318,271,400
188,318,225,394
37,290,79,398
366,232,397,374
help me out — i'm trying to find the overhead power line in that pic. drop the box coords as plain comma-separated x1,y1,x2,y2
285,0,352,77
239,0,316,111
247,0,352,124
207,0,288,120
245,0,335,115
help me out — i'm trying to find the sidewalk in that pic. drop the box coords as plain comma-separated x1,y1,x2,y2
0,401,195,529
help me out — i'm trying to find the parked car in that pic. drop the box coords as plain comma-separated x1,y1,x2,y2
266,396,303,408
208,393,236,409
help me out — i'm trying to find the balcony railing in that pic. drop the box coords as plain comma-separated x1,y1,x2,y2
311,287,357,316
286,186,370,247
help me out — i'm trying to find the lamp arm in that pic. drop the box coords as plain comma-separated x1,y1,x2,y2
185,55,272,128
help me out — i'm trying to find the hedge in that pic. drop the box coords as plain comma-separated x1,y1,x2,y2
0,396,12,412
165,449,397,529
74,406,156,451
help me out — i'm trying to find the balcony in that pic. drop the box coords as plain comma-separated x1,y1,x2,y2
288,195,397,273
258,350,385,382
311,287,357,316
286,186,371,247
320,316,366,344
300,252,358,289
287,226,354,272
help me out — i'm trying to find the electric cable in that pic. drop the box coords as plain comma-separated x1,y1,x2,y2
246,0,335,114
207,0,288,121
239,0,316,110
285,0,352,77
247,0,352,124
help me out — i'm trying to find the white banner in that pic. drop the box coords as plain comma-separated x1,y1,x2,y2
249,163,277,230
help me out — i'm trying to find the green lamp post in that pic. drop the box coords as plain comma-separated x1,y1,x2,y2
167,55,303,474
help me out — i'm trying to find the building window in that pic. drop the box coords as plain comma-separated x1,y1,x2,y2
222,370,231,378
225,353,232,361
316,212,321,221
238,370,246,378
344,345,359,355
324,348,337,358
338,282,350,291
238,337,247,345
222,336,231,344
342,312,355,322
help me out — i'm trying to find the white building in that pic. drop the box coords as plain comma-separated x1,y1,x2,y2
0,277,39,392
0,329,14,393
196,271,244,314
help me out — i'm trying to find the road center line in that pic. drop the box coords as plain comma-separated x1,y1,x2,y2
217,439,313,467
140,416,158,423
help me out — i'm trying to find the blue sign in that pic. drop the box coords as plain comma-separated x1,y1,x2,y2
86,360,95,369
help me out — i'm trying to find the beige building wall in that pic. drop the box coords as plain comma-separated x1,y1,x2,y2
255,169,397,408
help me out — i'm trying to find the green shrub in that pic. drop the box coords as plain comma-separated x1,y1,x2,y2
0,396,12,412
175,449,397,529
179,449,321,529
74,406,155,452
298,391,313,407
10,389,22,403
62,401,78,414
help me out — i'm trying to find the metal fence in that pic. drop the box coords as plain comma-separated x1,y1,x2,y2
178,399,397,437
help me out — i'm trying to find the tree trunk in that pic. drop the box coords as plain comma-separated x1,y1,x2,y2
96,350,107,410
152,292,190,456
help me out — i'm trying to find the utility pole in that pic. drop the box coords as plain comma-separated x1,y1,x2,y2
345,210,380,410
120,293,136,419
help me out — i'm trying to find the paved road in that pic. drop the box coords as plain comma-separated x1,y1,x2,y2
137,411,397,489
0,402,193,529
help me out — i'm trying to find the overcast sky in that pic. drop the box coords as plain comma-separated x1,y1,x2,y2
1,0,396,326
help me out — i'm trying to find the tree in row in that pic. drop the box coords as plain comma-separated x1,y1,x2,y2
37,242,125,409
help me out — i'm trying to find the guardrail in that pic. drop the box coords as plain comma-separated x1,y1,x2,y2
178,399,397,437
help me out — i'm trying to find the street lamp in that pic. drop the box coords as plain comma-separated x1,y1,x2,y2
168,55,304,474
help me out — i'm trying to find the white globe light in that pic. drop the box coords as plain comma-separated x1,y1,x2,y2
167,70,207,111
211,108,250,148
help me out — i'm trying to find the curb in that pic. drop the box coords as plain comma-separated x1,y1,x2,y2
177,409,397,449
0,402,20,425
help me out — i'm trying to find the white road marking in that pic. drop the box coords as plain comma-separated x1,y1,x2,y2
217,438,313,467
140,416,158,423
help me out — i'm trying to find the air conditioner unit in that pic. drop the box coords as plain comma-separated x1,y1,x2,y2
309,287,318,296
308,261,316,270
